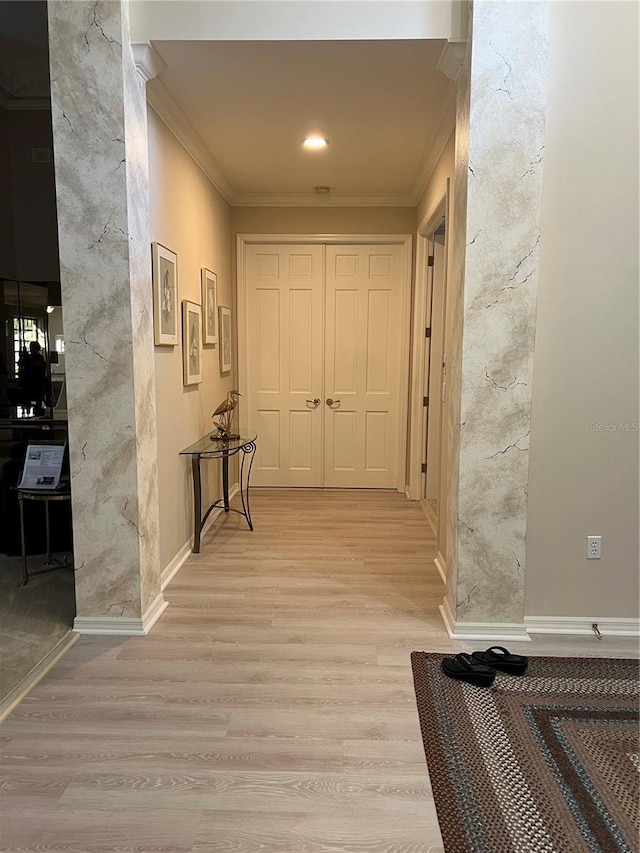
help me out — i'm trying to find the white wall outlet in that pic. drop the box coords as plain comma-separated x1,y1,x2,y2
587,536,602,559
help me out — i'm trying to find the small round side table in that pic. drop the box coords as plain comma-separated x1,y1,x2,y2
17,487,72,587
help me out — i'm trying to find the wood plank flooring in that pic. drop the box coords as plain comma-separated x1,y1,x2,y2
1,489,637,852
0,553,75,704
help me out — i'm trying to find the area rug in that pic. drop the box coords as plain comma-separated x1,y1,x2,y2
411,653,639,853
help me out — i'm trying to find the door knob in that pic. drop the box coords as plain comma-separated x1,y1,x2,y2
306,398,321,407
326,398,341,408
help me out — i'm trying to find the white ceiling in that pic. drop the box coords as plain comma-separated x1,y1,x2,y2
149,39,454,205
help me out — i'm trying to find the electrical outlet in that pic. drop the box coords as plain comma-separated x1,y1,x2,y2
587,536,601,559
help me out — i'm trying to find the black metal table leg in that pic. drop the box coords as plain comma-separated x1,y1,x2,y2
19,493,28,587
239,441,256,531
192,454,202,554
222,454,230,512
44,499,51,563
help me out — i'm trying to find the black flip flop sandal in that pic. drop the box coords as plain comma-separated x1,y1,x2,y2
441,653,496,687
471,646,528,675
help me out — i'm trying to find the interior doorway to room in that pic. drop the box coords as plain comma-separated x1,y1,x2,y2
239,238,412,490
408,194,449,576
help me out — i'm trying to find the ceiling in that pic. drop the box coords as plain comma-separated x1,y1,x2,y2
150,39,454,206
0,0,456,206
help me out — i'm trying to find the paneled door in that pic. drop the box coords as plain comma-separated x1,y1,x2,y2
324,245,404,488
244,242,406,488
245,244,324,486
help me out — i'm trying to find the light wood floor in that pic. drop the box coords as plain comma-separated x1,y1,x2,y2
0,553,75,705
1,489,637,852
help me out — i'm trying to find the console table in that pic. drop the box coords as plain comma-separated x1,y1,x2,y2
179,432,257,554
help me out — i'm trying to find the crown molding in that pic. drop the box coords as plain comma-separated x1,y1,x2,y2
231,192,415,208
131,41,167,83
146,77,236,203
436,39,467,82
411,81,456,204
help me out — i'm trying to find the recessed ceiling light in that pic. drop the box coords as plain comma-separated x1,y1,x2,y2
303,137,329,149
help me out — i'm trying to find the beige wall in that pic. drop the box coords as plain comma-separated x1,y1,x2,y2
148,108,234,572
526,1,639,618
231,205,415,238
416,131,454,227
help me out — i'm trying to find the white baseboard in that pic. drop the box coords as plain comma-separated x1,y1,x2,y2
434,551,446,585
74,592,168,636
438,596,456,637
73,616,146,635
438,600,639,643
160,541,191,590
0,631,79,722
160,483,240,591
75,484,242,636
526,616,640,637
439,596,531,642
142,593,169,633
419,499,437,534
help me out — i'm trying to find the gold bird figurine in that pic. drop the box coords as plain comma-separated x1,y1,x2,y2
211,390,242,440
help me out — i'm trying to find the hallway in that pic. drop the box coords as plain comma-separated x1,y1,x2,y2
2,489,637,850
1,489,457,851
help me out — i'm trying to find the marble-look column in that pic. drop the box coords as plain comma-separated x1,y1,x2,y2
48,0,164,632
443,1,549,636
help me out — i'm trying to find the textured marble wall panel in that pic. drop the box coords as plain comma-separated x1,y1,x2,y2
446,1,549,625
48,0,161,620
121,8,161,612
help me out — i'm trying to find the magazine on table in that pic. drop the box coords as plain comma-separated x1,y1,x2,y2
18,442,66,490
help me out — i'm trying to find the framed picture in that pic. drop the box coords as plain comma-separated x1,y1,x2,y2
182,300,202,385
201,268,218,345
152,242,178,346
218,306,232,374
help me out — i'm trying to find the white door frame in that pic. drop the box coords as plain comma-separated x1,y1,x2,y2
407,183,450,501
237,233,413,493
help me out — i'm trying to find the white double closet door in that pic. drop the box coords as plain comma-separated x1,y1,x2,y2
245,242,405,488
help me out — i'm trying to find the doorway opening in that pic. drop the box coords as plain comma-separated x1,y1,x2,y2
408,188,449,580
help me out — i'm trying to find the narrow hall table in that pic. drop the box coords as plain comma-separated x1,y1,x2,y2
179,432,257,554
